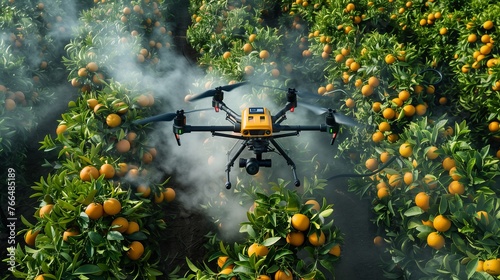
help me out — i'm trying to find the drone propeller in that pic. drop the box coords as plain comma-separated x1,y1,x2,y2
187,81,248,102
255,84,332,100
133,108,212,125
299,102,360,127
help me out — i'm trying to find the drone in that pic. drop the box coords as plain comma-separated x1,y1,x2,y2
133,82,359,189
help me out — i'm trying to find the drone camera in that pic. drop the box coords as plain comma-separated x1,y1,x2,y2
239,158,272,175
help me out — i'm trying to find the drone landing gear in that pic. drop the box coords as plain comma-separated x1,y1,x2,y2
224,139,300,189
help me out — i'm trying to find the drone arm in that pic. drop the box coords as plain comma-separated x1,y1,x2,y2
272,102,295,124
183,125,238,133
274,124,327,132
218,102,241,123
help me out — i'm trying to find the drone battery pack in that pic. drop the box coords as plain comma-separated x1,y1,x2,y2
240,107,273,137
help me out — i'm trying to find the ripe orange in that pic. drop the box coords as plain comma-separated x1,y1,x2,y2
380,152,391,163
222,51,231,59
35,275,45,280
154,192,164,203
127,241,144,260
373,236,384,246
217,256,229,268
63,228,79,241
403,172,413,185
111,217,129,233
424,174,437,189
426,146,439,160
372,131,384,143
106,113,122,128
385,54,396,64
286,231,305,246
477,260,484,272
116,139,131,153
422,220,434,228
137,185,151,197
248,243,269,257
433,215,451,232
39,204,54,218
442,157,456,171
80,166,100,181
448,180,465,195
103,198,122,215
219,267,234,275
125,221,140,235
388,174,402,188
99,163,115,179
475,211,489,224
77,67,88,77
415,192,430,211
329,244,341,256
163,188,176,202
483,259,500,276
308,231,326,246
87,62,98,72
489,121,499,132
136,95,150,107
4,99,16,111
387,133,399,143
274,269,293,280
483,20,494,30
87,98,98,109
305,200,320,212
257,275,271,280
85,202,104,220
56,124,67,135
25,229,40,246
365,158,379,171
399,142,413,157
427,232,445,250
361,84,373,96
382,108,396,119
377,187,390,199
345,98,355,108
259,50,270,59
368,76,380,87
291,213,310,231
403,104,415,117
372,101,382,112
379,121,391,132
415,104,427,115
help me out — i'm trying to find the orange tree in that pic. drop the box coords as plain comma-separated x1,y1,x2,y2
9,0,181,279
185,0,500,278
183,178,343,280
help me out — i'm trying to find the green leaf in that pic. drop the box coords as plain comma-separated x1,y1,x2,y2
107,231,123,241
73,264,102,275
319,209,333,218
404,206,424,217
262,237,281,247
439,197,448,214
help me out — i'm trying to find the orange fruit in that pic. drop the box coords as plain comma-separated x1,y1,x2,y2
136,95,150,107
378,121,391,132
380,152,391,163
242,43,253,54
382,108,396,119
137,185,151,197
399,142,413,157
286,231,305,246
125,221,140,235
403,172,413,185
305,200,320,212
392,97,403,107
484,259,500,276
34,275,45,280
373,236,384,246
398,90,410,101
372,101,382,112
106,113,122,128
103,198,122,215
403,104,415,117
433,215,451,232
427,232,445,250
345,98,355,108
477,260,484,272
39,204,54,218
116,139,131,153
99,163,116,179
77,67,88,77
483,20,494,30
87,62,98,72
387,133,399,143
424,174,437,189
85,202,104,220
219,267,234,275
385,54,396,64
111,217,129,233
368,76,380,87
489,121,500,132
426,146,439,160
248,243,269,257
372,131,384,143
329,244,341,256
127,241,144,260
80,166,99,181
217,256,229,268
448,180,465,195
388,174,402,188
257,275,271,280
163,187,176,202
154,192,164,203
415,192,430,211
365,158,379,171
448,164,463,182
63,228,79,241
5,99,16,111
361,84,373,96
377,187,390,199
87,98,98,109
291,213,310,231
308,231,326,246
274,269,293,280
415,104,427,115
222,51,231,59
475,211,489,224
442,157,456,171
56,124,67,135
422,220,434,228
259,50,270,59
25,229,40,246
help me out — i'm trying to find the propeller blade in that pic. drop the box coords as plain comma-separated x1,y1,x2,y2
133,112,177,125
298,102,360,127
187,81,248,102
133,108,212,125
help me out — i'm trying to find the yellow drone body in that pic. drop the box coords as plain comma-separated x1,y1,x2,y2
240,107,273,137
